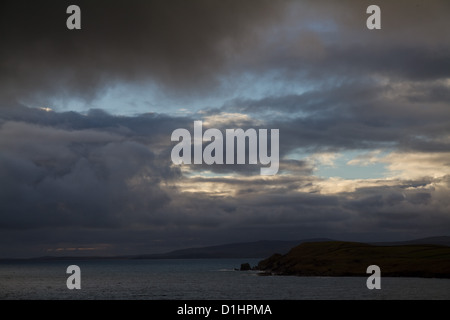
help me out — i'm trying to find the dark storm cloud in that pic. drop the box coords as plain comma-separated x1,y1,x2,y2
1,1,450,258
0,106,184,231
220,0,450,84
1,101,450,257
3,0,450,106
0,0,287,104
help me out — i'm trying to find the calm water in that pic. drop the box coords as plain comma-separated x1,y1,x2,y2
1,259,449,300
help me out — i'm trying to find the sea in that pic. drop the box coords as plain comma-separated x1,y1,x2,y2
1,258,449,300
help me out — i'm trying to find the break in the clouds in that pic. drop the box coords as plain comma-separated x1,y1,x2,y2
1,1,450,257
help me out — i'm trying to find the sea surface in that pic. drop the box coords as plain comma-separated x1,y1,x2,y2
1,258,449,300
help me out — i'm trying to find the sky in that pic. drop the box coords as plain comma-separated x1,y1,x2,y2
1,0,450,258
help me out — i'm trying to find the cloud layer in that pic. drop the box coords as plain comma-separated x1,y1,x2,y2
1,0,286,104
1,1,450,257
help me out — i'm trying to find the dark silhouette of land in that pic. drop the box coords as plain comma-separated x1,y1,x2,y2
257,241,450,278
132,238,331,259
2,236,449,264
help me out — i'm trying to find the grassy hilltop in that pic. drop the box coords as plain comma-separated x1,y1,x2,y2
257,241,450,278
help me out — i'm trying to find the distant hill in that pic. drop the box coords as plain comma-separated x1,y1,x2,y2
133,238,332,259
371,236,450,247
257,241,450,278
6,236,450,261
147,236,449,259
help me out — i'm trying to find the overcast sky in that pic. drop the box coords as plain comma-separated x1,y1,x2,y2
1,0,450,258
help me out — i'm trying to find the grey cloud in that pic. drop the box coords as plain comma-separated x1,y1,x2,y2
0,110,179,230
223,0,450,86
261,45,450,82
1,100,449,257
4,0,450,107
223,78,450,153
0,0,287,104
